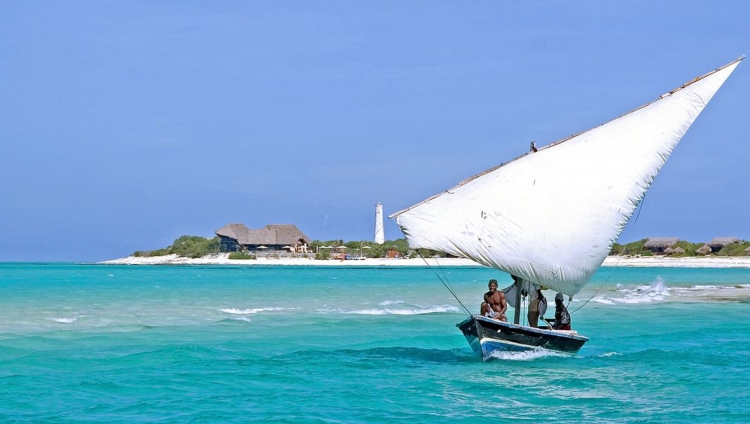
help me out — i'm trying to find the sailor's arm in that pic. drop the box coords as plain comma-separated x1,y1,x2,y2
497,292,507,315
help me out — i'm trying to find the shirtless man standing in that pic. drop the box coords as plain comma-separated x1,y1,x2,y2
480,279,507,321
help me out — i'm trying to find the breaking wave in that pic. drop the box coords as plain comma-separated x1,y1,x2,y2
223,316,253,323
592,276,670,304
589,278,750,304
487,347,570,361
347,305,459,315
219,307,285,315
378,300,405,306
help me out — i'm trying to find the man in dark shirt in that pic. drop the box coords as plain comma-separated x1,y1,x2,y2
553,292,571,330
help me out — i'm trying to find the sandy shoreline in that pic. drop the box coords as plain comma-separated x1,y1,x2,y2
99,254,750,268
99,254,481,267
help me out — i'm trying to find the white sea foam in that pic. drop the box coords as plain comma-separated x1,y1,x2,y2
348,305,459,315
597,276,671,304
488,347,569,361
593,281,750,304
598,352,621,357
219,307,285,315
227,316,253,323
378,300,405,306
678,284,750,292
53,317,78,324
670,284,750,302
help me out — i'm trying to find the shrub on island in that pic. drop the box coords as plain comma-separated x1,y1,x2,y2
131,236,221,258
716,240,750,256
228,252,256,260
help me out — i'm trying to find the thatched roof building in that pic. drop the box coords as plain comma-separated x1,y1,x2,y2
644,237,679,254
708,237,739,252
663,247,675,255
673,247,685,254
216,223,311,252
745,246,750,256
696,245,712,255
216,223,253,245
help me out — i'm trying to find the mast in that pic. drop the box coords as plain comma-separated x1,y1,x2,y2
513,277,521,324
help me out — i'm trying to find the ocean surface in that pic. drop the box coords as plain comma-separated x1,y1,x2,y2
0,263,749,423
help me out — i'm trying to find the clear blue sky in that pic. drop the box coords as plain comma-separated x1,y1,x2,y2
1,1,748,262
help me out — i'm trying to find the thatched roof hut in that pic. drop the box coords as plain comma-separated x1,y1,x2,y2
663,247,675,255
696,245,712,255
745,246,750,256
644,237,679,254
673,247,685,254
216,223,311,252
216,223,253,245
248,224,311,247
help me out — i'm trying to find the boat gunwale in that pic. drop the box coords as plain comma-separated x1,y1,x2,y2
471,314,589,342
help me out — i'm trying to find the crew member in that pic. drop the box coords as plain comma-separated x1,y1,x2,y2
480,279,507,321
552,292,571,330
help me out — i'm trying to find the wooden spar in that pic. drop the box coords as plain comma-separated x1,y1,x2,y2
388,57,744,221
513,276,522,325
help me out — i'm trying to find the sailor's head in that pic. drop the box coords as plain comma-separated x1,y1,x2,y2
488,279,498,290
555,292,565,303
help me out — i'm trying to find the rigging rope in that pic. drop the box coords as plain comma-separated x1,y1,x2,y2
417,251,472,317
413,194,651,319
569,283,605,315
571,193,648,314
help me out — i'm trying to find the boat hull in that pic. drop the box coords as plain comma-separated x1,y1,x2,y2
457,315,588,359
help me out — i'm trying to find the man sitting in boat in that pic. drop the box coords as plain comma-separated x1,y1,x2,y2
552,293,571,330
480,279,507,321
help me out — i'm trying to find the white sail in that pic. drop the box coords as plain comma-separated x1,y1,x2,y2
391,59,742,296
374,202,385,244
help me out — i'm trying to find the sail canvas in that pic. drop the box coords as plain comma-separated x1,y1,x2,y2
391,60,741,296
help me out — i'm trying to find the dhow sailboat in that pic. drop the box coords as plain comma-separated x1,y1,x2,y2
390,58,742,360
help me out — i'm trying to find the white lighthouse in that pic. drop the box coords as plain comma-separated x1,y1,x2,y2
374,202,385,244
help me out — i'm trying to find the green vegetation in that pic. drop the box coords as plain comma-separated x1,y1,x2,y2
171,235,221,258
132,235,221,258
310,238,446,259
609,239,653,256
134,235,749,259
611,238,750,257
228,251,256,260
315,249,330,260
716,240,750,256
133,248,170,257
670,240,704,256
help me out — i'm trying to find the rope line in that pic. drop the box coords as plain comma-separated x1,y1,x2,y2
417,252,472,317
572,194,648,314
570,283,605,314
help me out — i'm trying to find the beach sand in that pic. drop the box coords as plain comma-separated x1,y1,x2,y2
100,254,750,268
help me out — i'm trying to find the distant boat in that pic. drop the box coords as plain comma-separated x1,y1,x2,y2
391,58,742,360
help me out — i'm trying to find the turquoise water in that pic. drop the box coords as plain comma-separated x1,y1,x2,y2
1,263,749,423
